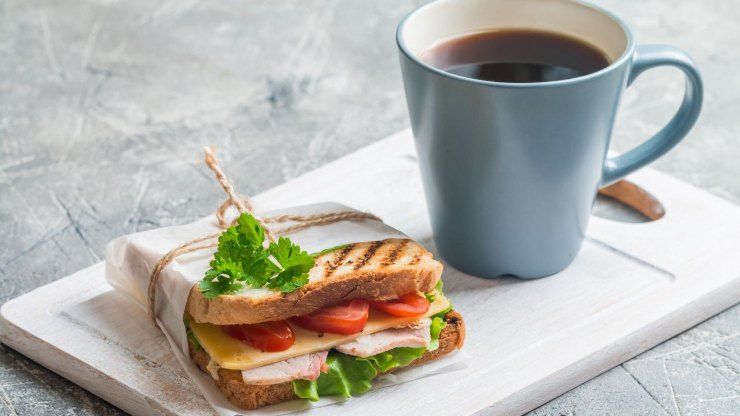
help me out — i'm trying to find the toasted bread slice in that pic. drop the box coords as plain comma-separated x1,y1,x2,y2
186,239,443,325
190,311,465,410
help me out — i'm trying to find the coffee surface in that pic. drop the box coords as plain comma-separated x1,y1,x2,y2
421,29,610,83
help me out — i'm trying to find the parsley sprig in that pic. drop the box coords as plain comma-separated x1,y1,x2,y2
199,213,315,299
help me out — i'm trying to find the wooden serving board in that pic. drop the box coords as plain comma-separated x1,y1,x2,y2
2,130,740,416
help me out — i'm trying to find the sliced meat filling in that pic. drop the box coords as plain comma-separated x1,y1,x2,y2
241,351,328,385
334,317,432,358
240,318,432,384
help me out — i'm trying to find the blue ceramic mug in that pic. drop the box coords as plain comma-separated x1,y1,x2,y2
397,0,703,279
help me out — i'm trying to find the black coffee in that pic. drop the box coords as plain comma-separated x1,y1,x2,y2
421,29,610,83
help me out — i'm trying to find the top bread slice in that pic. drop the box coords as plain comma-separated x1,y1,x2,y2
186,238,443,325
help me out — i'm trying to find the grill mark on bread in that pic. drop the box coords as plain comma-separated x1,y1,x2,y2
323,244,354,278
381,240,408,265
186,238,445,325
353,241,383,270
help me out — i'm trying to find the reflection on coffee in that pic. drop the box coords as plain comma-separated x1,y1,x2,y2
421,29,611,83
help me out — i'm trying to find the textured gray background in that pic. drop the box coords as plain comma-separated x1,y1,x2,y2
1,0,738,415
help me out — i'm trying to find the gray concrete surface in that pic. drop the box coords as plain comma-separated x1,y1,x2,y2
0,0,738,415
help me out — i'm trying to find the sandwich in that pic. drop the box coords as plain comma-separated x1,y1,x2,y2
184,234,465,410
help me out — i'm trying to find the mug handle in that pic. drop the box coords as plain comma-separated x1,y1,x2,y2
601,44,703,186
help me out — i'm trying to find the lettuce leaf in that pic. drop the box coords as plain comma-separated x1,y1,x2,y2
365,347,426,373
184,318,202,351
294,352,377,401
310,244,349,258
319,353,377,396
293,379,319,401
427,315,446,351
424,279,444,302
293,310,449,401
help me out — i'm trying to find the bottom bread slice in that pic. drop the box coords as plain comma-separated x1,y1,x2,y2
189,311,466,410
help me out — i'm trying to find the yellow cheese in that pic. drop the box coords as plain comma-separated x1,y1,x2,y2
188,292,450,370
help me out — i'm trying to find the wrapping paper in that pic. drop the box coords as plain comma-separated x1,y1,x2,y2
105,202,468,415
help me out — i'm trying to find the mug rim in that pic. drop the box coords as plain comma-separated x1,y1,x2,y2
396,0,635,88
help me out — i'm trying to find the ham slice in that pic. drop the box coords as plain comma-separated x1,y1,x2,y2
241,351,328,385
335,318,432,358
240,318,432,384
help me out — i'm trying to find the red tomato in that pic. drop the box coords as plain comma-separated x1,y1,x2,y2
292,299,370,334
371,293,430,317
224,320,295,352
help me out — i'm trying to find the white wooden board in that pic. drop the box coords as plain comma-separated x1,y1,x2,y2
2,130,740,416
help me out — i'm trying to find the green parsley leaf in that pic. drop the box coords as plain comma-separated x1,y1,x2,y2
233,213,265,247
266,237,314,292
199,213,315,298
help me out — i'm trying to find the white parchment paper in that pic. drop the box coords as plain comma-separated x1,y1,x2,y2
105,202,468,415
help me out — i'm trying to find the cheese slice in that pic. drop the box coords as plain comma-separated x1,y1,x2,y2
188,292,450,371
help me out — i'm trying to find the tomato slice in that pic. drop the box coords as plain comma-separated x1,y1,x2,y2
291,299,370,335
371,293,430,317
224,320,295,352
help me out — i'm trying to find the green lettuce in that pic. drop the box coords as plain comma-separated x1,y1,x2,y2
293,353,377,401
427,316,446,351
365,347,426,373
424,279,444,303
293,309,448,401
292,378,319,401
310,244,349,258
184,319,202,351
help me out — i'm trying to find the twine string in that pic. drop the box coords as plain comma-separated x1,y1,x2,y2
146,146,381,326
